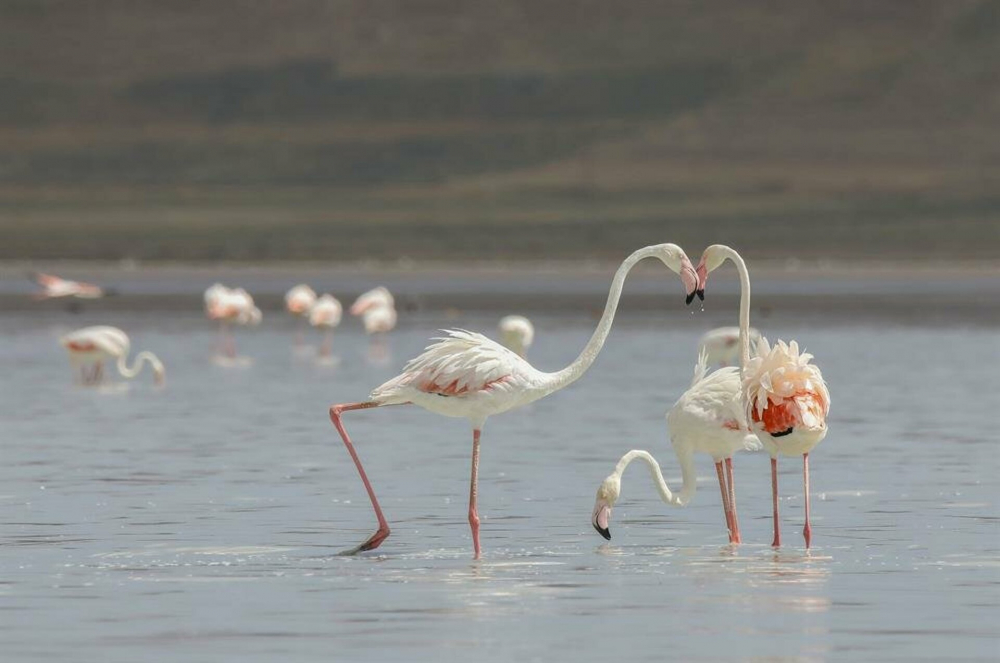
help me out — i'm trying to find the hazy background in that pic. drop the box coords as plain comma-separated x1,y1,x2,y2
2,1,1000,261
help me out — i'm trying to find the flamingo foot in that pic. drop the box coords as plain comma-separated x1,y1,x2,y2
338,526,391,556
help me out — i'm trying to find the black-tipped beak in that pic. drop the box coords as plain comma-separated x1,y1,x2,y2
685,292,696,306
696,289,704,301
593,522,611,540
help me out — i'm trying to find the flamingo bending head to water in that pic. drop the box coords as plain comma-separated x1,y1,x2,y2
698,244,830,548
329,244,699,558
498,315,534,357
60,326,164,386
309,294,343,357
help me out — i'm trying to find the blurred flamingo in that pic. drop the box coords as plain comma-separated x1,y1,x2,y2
698,326,762,367
60,326,164,386
329,244,699,558
498,315,534,357
350,287,397,335
285,284,317,346
698,245,830,548
309,294,343,357
204,284,261,357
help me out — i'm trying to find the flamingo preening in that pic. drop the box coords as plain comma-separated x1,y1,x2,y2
309,294,343,357
329,244,699,558
350,287,397,335
497,315,534,357
60,326,164,386
204,284,261,357
697,245,830,548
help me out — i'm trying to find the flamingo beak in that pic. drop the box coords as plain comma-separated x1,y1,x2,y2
695,260,707,301
592,501,612,540
681,259,699,306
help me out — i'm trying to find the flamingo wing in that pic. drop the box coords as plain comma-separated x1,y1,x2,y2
372,329,523,400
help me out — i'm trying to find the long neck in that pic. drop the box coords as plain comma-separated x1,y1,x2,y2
546,246,662,392
613,448,697,507
117,351,163,380
719,246,752,372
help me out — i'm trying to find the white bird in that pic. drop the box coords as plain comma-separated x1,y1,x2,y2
60,326,164,386
350,287,397,335
286,284,318,347
31,273,107,300
309,294,343,357
497,315,534,357
592,347,761,544
204,284,261,357
698,326,762,367
698,245,830,548
328,244,700,558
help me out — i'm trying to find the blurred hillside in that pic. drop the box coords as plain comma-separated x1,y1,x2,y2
1,1,999,261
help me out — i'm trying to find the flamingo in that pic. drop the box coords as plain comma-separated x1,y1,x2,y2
497,315,534,357
204,284,261,357
285,284,317,346
329,243,700,558
697,245,830,548
698,326,762,367
350,287,397,335
309,294,343,357
591,346,761,544
60,326,164,386
31,273,106,300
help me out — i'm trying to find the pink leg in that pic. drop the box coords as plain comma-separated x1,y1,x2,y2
771,457,781,548
803,453,812,548
225,328,236,358
726,457,741,544
716,461,735,543
329,401,391,554
320,330,332,357
469,429,482,559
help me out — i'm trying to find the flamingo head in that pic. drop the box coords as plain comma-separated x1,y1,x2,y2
153,365,166,386
591,474,622,540
651,244,699,305
695,244,733,302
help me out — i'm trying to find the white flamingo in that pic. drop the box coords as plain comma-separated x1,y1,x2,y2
497,315,534,357
698,245,830,548
309,294,343,357
698,326,762,367
31,273,106,300
329,244,699,558
350,287,397,335
204,284,261,357
60,326,164,386
285,284,317,346
591,346,761,544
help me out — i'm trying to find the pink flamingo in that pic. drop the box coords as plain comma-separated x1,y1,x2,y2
309,294,343,357
330,244,700,558
698,244,830,548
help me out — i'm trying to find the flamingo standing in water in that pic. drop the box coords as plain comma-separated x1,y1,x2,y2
204,284,261,357
329,244,700,558
698,245,830,548
497,315,534,357
698,326,762,367
350,287,397,335
285,284,317,346
309,294,343,357
60,326,164,386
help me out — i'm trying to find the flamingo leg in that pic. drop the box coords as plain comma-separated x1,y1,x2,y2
771,456,781,548
329,401,390,554
321,330,332,357
803,453,812,548
225,325,236,358
469,428,482,559
725,457,741,544
715,461,735,543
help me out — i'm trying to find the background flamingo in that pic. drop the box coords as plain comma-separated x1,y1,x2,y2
592,347,761,544
309,294,343,357
285,284,317,346
497,315,534,357
329,244,699,558
699,326,762,367
60,325,164,386
698,244,830,548
204,284,261,357
350,287,397,335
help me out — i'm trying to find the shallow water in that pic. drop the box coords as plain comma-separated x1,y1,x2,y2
1,305,998,661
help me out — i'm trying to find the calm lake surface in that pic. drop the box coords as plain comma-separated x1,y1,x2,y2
1,285,998,661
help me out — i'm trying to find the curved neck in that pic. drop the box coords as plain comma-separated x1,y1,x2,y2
718,246,752,372
117,351,163,380
546,245,662,392
614,448,697,507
